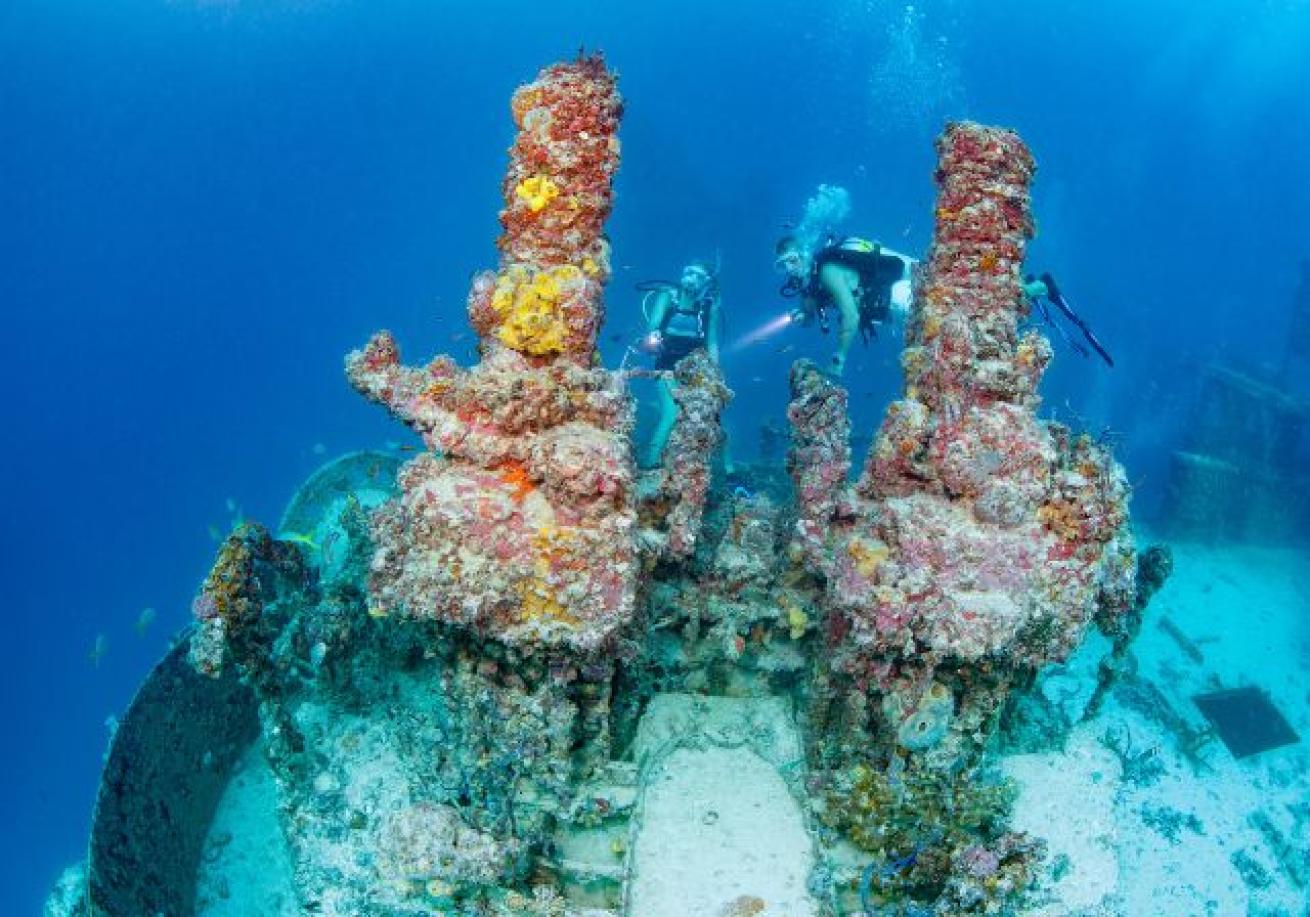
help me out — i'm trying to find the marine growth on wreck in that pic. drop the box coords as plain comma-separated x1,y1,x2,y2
52,57,1162,917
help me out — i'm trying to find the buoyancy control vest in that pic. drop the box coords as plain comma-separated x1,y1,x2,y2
639,281,714,344
810,237,907,342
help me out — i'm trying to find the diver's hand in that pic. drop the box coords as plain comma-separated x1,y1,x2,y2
789,307,807,325
640,331,664,354
1021,277,1048,300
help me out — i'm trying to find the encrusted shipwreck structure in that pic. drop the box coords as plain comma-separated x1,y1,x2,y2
53,61,1153,917
783,124,1136,911
347,55,634,651
796,124,1134,766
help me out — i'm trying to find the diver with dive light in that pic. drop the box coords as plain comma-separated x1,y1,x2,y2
774,234,1113,373
774,234,915,377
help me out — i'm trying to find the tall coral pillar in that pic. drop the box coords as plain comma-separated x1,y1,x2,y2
468,56,621,363
803,122,1135,768
346,57,635,652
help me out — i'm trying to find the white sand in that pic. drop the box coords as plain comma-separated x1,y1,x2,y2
626,694,819,917
195,739,297,915
1008,540,1310,915
1004,727,1122,913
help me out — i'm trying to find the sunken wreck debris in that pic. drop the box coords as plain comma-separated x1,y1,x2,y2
797,122,1135,761
1162,363,1309,543
174,56,640,916
51,68,1153,915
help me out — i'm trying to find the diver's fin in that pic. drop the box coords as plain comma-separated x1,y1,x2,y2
1040,271,1062,302
1040,272,1114,367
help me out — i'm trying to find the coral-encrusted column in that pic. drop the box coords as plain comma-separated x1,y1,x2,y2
470,56,621,364
656,349,732,558
832,122,1135,664
805,122,1135,767
786,359,851,570
346,57,635,652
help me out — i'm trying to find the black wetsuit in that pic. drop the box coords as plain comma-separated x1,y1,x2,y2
655,289,713,370
806,238,906,342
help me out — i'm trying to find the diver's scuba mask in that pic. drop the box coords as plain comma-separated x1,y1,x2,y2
774,249,805,278
775,248,810,302
681,264,712,298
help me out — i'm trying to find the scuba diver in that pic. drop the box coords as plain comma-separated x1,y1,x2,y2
774,234,915,376
636,259,725,466
1023,272,1114,367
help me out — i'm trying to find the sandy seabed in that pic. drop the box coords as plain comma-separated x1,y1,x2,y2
1009,540,1310,916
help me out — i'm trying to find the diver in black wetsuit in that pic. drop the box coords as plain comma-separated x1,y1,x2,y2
637,259,724,466
775,232,1113,372
774,234,915,376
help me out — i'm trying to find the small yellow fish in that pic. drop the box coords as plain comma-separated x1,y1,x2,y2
134,607,157,636
368,604,389,619
279,531,319,550
89,634,108,668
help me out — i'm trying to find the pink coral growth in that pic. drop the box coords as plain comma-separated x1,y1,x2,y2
795,121,1135,672
345,58,637,652
785,360,851,569
636,345,733,555
654,350,732,558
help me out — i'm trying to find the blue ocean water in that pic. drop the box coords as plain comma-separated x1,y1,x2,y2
1,0,1307,911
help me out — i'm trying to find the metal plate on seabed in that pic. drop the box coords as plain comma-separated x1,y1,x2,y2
1193,686,1300,759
